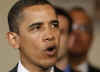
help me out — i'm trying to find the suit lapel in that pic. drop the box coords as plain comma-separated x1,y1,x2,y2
9,64,18,72
88,64,100,72
54,66,63,72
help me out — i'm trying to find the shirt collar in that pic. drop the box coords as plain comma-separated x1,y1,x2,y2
76,62,88,72
17,60,29,72
50,67,54,72
17,60,54,72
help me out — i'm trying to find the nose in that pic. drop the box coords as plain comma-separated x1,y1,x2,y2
71,32,82,45
45,34,55,41
68,32,80,47
42,29,55,42
68,34,76,47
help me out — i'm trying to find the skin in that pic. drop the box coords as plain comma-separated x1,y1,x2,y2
56,15,69,70
67,10,93,67
7,4,60,72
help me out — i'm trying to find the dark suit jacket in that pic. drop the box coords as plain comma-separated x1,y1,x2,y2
9,65,64,72
54,65,100,72
9,64,100,72
9,64,18,72
70,63,100,72
88,64,100,72
54,66,63,72
54,66,75,72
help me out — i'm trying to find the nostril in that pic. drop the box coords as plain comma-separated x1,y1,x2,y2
42,31,55,41
45,35,55,41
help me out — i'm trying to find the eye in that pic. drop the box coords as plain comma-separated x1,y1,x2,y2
35,24,41,29
28,23,42,31
31,24,41,31
51,20,59,28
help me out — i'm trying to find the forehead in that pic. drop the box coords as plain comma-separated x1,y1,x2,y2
19,4,56,24
71,11,89,25
23,4,53,13
22,4,55,17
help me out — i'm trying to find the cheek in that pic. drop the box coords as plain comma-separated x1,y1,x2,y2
19,35,43,59
55,31,60,43
20,34,42,51
80,35,92,49
81,35,90,43
60,35,68,48
60,36,67,44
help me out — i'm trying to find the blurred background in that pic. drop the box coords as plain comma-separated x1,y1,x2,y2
0,0,100,71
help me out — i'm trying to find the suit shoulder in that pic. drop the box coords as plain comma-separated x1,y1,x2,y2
54,66,64,72
9,64,18,72
88,64,100,72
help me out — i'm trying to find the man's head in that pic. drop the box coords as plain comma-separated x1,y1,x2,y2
8,0,52,34
55,7,72,61
7,0,60,69
68,7,93,58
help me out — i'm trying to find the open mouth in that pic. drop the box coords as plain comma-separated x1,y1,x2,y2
46,46,57,56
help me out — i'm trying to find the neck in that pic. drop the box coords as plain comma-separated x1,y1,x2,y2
56,56,68,71
21,56,51,72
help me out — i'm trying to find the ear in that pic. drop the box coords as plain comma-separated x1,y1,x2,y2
6,32,20,49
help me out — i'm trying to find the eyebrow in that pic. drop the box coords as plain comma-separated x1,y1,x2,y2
49,20,59,24
28,22,43,29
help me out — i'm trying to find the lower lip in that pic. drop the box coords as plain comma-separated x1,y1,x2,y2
46,49,56,56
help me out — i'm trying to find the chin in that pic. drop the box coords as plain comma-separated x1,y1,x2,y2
68,50,81,56
41,57,56,68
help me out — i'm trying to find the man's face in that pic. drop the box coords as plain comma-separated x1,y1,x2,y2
8,4,60,68
57,15,69,61
68,11,93,57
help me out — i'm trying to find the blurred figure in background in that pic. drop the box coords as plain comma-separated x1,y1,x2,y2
67,7,100,72
55,7,73,72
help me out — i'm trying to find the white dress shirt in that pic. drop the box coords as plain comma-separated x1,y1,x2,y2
76,62,88,72
17,61,29,72
17,60,54,72
51,67,54,72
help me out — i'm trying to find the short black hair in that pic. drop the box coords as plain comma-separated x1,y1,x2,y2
55,6,72,34
8,0,53,33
